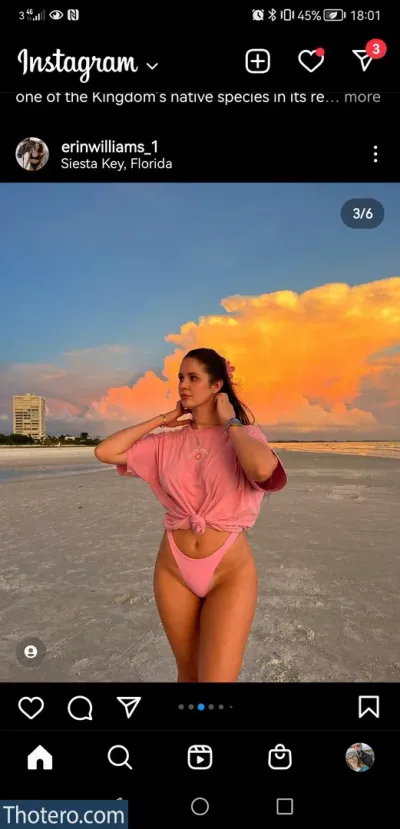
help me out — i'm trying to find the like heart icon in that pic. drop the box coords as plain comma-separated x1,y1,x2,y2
18,696,44,719
298,48,325,72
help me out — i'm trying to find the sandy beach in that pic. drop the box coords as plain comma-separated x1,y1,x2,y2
0,447,399,682
0,446,99,465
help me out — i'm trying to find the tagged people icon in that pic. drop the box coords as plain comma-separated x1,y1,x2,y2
16,137,49,171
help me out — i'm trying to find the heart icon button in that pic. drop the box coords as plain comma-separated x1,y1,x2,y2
18,696,44,719
298,48,325,72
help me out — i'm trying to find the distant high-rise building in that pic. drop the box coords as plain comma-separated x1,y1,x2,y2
13,393,46,439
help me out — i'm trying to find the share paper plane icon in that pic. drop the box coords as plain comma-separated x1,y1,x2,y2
352,50,373,72
117,697,141,718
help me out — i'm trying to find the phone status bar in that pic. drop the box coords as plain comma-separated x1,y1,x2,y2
250,8,382,23
18,9,80,22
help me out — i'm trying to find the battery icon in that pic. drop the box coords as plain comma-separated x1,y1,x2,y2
323,9,345,20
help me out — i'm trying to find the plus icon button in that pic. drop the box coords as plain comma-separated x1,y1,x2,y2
245,49,271,73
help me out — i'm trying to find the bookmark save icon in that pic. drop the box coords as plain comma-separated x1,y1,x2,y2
117,697,141,718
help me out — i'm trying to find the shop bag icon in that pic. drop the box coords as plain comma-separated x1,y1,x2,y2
268,743,292,770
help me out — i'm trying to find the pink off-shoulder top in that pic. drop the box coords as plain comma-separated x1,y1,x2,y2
116,424,287,534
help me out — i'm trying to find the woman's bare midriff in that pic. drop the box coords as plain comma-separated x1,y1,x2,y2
157,530,255,592
170,527,240,558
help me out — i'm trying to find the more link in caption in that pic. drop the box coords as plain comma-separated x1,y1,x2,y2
15,91,383,107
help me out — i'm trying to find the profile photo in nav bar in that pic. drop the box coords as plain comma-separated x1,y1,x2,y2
345,742,375,772
15,137,49,171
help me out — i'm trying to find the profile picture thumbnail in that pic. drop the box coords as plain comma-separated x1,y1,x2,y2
345,742,375,772
15,137,49,171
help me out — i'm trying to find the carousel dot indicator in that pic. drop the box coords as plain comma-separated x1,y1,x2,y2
197,703,205,710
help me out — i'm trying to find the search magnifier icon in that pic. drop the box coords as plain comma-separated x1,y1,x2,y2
107,745,133,770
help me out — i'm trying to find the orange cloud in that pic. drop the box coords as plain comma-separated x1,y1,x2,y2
86,371,174,424
87,278,400,431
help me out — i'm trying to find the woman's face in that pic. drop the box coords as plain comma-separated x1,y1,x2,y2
178,358,221,409
347,755,359,770
33,143,39,150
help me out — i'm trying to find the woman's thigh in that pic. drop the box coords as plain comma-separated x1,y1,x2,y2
153,537,202,680
198,540,258,682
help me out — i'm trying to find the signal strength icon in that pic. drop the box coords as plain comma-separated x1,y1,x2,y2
26,9,46,20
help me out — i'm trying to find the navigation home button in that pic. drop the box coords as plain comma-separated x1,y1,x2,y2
27,745,53,770
191,798,209,816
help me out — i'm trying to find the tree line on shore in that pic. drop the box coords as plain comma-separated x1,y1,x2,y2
0,432,101,446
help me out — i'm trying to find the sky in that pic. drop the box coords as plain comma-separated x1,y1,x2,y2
0,182,399,440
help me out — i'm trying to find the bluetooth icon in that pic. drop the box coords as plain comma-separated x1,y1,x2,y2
268,8,277,20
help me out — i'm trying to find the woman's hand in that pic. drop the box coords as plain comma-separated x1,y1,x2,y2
215,393,236,425
163,400,193,428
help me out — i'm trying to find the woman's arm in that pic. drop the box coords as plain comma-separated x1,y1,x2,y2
95,412,180,462
94,403,185,462
227,425,278,482
94,415,165,462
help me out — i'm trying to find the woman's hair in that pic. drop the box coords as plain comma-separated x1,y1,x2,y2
184,347,255,425
346,750,362,768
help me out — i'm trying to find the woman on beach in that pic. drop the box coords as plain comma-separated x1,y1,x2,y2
24,140,46,170
95,348,287,682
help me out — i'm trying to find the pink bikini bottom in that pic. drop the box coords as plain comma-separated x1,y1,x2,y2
166,530,240,598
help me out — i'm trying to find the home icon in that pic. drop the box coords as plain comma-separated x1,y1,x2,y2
27,745,53,770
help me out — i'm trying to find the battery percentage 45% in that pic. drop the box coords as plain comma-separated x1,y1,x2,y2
297,10,322,20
